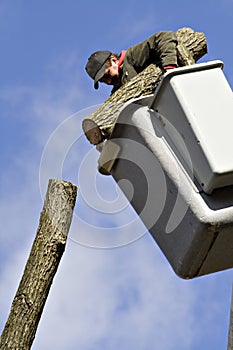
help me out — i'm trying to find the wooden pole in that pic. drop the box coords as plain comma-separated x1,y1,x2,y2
0,179,77,350
82,27,207,145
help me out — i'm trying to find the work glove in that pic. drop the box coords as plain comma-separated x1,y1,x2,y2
163,65,177,72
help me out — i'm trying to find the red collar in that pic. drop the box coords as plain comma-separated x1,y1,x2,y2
118,50,127,68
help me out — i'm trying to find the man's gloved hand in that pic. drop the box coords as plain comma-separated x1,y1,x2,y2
154,65,177,91
163,65,177,72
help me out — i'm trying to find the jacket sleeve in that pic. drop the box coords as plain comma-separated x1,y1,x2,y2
126,31,178,71
152,31,178,67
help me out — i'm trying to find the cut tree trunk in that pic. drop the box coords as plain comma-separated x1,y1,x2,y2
0,179,77,350
82,27,207,145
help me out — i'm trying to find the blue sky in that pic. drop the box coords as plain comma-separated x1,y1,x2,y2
0,1,233,349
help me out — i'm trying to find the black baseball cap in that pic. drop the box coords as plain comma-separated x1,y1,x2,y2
85,50,112,89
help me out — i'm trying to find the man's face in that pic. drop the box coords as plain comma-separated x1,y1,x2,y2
99,56,120,86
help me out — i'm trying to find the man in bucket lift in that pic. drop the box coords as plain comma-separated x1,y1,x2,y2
85,31,178,95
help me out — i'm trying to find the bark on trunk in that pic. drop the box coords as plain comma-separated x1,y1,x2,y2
0,179,77,350
82,27,207,145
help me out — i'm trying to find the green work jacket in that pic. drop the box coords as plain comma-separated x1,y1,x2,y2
112,31,178,94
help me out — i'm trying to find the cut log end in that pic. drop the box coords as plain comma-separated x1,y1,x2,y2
82,119,103,145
